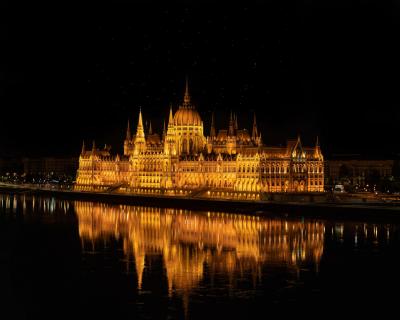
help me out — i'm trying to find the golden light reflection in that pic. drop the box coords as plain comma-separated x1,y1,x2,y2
75,201,325,301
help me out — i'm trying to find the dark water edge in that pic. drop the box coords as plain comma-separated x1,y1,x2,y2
1,193,400,319
1,186,400,222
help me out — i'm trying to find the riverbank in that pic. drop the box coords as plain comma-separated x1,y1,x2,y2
1,183,400,221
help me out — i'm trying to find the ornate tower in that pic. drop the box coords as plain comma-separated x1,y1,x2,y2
134,109,147,155
164,105,177,156
124,120,132,156
226,111,236,154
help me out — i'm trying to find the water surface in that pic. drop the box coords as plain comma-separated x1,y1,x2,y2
1,193,399,319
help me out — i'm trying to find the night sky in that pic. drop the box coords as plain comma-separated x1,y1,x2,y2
1,0,400,158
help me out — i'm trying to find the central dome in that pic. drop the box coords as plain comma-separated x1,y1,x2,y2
173,78,202,126
173,108,202,126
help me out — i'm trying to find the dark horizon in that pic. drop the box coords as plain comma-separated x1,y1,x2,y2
1,0,400,158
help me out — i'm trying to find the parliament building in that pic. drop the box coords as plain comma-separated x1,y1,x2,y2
75,80,324,196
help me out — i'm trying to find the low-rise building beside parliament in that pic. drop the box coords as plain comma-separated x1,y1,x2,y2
75,81,324,195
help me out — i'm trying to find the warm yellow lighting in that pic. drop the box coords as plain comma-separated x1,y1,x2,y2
75,201,325,299
75,82,324,195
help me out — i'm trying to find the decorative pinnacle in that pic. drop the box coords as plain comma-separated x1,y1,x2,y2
252,112,258,139
183,76,191,106
126,120,131,140
168,104,174,126
138,107,143,128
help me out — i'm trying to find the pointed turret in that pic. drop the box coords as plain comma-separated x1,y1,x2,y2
210,112,216,138
314,136,322,159
124,120,133,156
168,104,174,127
162,119,166,139
134,108,146,154
292,134,304,158
256,132,263,147
165,104,177,156
148,121,153,135
136,108,145,138
234,113,238,131
252,112,258,140
126,120,131,140
81,140,85,155
91,140,96,156
228,111,234,136
295,134,302,149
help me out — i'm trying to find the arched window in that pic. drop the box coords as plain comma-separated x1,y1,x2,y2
182,138,187,153
189,138,194,153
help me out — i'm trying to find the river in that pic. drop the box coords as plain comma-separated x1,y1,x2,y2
0,193,399,319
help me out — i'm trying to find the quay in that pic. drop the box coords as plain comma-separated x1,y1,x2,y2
1,183,400,221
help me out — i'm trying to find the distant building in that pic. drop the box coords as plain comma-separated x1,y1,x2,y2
22,157,79,176
75,80,324,193
326,155,395,187
0,157,23,174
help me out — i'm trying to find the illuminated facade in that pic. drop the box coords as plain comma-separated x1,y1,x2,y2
75,80,324,194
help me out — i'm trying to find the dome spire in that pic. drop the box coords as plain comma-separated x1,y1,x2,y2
183,76,191,107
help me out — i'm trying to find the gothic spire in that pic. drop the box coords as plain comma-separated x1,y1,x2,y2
81,140,85,155
210,111,216,138
138,108,143,127
296,134,303,149
136,107,145,137
234,113,238,131
228,110,234,136
252,112,258,139
126,120,131,140
168,104,174,127
314,136,322,159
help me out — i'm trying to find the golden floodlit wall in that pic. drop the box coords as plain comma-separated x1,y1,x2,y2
75,80,324,194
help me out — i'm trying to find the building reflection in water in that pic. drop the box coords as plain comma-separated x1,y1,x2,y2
1,193,397,315
74,201,325,306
